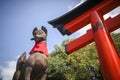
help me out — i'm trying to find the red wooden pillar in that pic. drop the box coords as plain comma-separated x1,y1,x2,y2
90,11,120,80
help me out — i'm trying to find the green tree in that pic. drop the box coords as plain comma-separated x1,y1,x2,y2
47,40,68,80
112,33,120,54
47,33,120,80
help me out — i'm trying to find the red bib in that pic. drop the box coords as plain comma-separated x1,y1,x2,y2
30,42,48,56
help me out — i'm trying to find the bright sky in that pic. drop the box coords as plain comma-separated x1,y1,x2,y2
0,0,119,80
0,0,81,63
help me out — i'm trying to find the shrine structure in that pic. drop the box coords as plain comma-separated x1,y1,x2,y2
48,0,120,79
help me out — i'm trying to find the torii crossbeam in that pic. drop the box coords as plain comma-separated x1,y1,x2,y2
48,0,120,79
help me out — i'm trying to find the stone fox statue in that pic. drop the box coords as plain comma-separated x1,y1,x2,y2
13,26,48,80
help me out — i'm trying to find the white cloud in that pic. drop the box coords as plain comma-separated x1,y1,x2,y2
67,0,86,11
0,61,16,80
74,0,87,8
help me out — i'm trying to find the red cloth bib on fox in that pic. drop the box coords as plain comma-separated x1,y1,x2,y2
30,42,48,56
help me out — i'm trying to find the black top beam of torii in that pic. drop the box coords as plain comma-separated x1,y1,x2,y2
48,0,103,35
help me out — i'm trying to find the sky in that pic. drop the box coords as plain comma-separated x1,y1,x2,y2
0,0,81,63
0,0,119,80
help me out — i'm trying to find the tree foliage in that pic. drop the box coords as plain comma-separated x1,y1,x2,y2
112,33,120,54
47,33,120,80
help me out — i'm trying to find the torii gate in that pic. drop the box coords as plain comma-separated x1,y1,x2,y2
48,0,120,79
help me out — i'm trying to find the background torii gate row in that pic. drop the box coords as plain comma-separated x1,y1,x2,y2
48,0,120,80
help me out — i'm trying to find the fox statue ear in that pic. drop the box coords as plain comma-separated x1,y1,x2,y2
31,27,38,40
32,27,38,36
41,26,47,34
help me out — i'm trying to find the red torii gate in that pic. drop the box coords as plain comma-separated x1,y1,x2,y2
48,0,120,79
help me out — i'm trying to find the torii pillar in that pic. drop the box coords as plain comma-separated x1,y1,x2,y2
90,11,120,80
48,0,120,79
